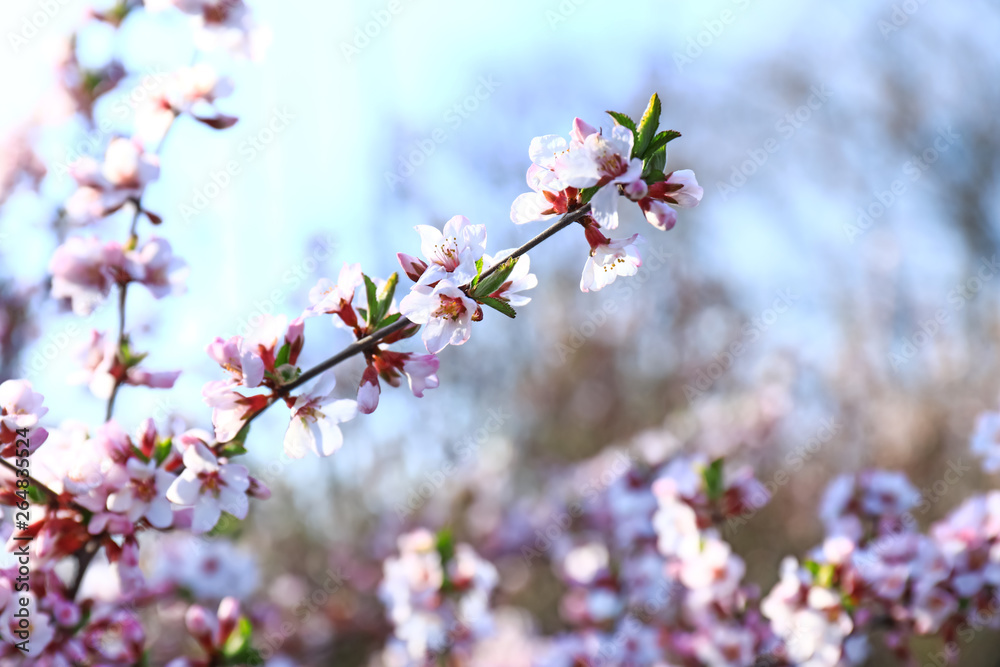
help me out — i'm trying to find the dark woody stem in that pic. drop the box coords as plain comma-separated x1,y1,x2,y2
241,203,593,428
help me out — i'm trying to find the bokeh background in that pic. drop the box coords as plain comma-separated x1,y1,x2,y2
2,0,999,663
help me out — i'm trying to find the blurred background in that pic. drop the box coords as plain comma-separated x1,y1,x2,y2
1,0,999,663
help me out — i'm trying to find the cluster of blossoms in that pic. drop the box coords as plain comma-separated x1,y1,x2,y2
0,563,145,664
0,2,281,663
377,529,499,665
361,405,1000,667
510,97,703,292
144,0,270,59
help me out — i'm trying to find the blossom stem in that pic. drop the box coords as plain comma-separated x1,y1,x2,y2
242,203,593,429
67,538,100,600
105,279,129,422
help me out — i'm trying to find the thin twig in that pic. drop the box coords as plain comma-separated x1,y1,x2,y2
104,280,129,422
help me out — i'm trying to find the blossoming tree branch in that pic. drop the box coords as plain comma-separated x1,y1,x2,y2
4,2,1000,666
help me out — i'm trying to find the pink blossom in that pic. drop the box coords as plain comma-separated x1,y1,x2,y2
414,215,487,286
579,231,643,293
127,236,189,298
284,374,358,458
106,457,177,529
72,330,181,399
639,170,704,231
553,123,644,230
205,335,265,388
0,378,48,449
399,280,478,354
49,236,137,315
304,262,363,325
401,354,440,398
166,441,250,533
64,138,160,224
358,363,381,415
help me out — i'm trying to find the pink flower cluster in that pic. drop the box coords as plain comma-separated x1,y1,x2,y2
49,234,187,316
0,563,144,663
510,101,703,293
377,529,499,664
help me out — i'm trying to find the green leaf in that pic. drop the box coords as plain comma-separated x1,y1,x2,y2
477,296,516,319
471,257,485,289
218,423,250,458
633,93,661,159
470,257,518,299
647,129,681,155
643,144,668,179
154,438,172,466
702,458,725,501
643,169,666,184
803,559,821,577
363,274,379,327
131,445,150,463
274,342,291,368
375,272,399,324
606,110,637,135
377,312,403,329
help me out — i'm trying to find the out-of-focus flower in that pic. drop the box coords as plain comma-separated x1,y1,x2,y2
49,236,137,315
